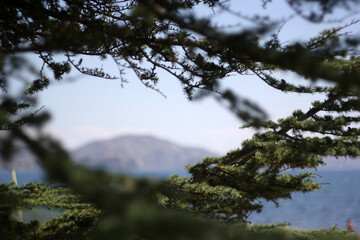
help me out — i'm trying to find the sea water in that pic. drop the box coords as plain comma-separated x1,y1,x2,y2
0,169,359,231
248,170,360,231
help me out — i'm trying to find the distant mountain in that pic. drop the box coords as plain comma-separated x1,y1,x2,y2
1,135,360,171
72,135,214,171
0,143,40,170
0,135,214,171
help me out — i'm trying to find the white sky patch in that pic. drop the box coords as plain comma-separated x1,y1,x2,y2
45,124,256,154
176,127,257,155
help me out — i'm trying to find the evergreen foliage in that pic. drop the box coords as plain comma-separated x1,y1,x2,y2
0,182,99,239
162,93,360,221
1,0,360,239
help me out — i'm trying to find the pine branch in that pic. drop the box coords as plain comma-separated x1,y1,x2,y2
190,93,341,184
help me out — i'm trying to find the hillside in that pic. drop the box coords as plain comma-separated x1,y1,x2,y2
1,135,359,171
0,135,214,171
0,143,40,170
72,135,214,170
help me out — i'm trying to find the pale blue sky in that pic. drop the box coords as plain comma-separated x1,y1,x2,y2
33,1,360,154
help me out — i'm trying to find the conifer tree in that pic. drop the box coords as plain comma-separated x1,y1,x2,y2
1,0,360,239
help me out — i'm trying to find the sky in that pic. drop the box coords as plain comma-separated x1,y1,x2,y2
28,1,360,154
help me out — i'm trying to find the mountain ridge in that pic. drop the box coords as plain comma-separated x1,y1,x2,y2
1,134,359,171
72,134,215,170
0,134,215,171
